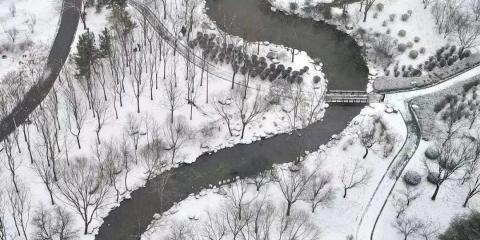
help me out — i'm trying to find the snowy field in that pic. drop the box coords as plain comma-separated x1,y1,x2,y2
141,104,408,240
0,0,61,90
270,0,480,78
0,0,329,239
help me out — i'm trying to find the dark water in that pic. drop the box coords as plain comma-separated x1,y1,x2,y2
206,0,368,90
96,1,368,239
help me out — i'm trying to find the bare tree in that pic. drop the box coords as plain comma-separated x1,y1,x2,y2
140,118,166,180
125,113,144,164
33,159,56,205
416,219,439,240
456,17,480,49
224,179,252,220
7,182,30,240
4,27,19,45
425,137,472,200
275,166,313,216
101,141,123,202
163,117,190,164
213,95,235,137
168,220,196,240
56,157,110,234
232,87,268,139
282,84,306,131
304,86,325,126
362,0,378,22
120,135,132,192
131,50,146,113
200,211,227,240
92,91,110,144
62,68,87,149
392,216,424,240
163,75,184,124
32,205,77,240
277,209,321,240
304,171,334,213
243,198,276,240
249,170,272,191
340,159,372,198
2,137,21,193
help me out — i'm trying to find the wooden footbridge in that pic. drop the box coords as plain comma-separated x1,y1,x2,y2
325,90,384,105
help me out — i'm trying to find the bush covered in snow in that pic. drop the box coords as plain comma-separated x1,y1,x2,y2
403,170,422,186
409,50,419,59
398,43,407,52
401,13,410,21
427,171,440,184
425,144,440,159
398,30,407,37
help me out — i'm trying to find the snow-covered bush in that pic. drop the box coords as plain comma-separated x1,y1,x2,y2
414,36,420,43
313,75,321,84
407,42,414,48
420,47,426,54
389,14,396,22
401,14,410,21
409,50,419,59
427,171,440,184
403,170,422,186
398,43,407,52
398,30,407,37
425,144,440,159
376,3,384,11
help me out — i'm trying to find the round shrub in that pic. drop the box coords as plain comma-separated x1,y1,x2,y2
425,144,440,159
409,50,419,59
376,3,384,11
373,12,379,19
389,14,396,22
419,47,426,54
403,171,422,186
414,36,420,43
386,29,391,34
398,29,407,37
382,21,388,27
398,43,407,52
394,70,400,77
401,13,410,21
313,76,321,84
427,172,440,184
407,41,414,48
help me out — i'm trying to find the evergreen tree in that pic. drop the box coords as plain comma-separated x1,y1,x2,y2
99,27,112,58
440,211,480,240
74,31,99,81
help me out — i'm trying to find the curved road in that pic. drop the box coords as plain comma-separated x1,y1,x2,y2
0,0,81,142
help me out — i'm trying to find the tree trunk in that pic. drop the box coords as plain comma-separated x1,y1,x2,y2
343,187,347,198
363,147,369,159
431,184,441,200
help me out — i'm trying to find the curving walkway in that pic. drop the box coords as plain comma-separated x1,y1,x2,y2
0,0,81,142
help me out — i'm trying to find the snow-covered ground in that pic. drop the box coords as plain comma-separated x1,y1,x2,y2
0,0,61,86
269,0,479,77
141,104,407,240
0,0,329,239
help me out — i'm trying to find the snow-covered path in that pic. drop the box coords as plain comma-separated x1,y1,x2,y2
355,65,480,240
0,0,81,141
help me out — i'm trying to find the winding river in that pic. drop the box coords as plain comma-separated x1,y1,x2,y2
96,0,368,239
